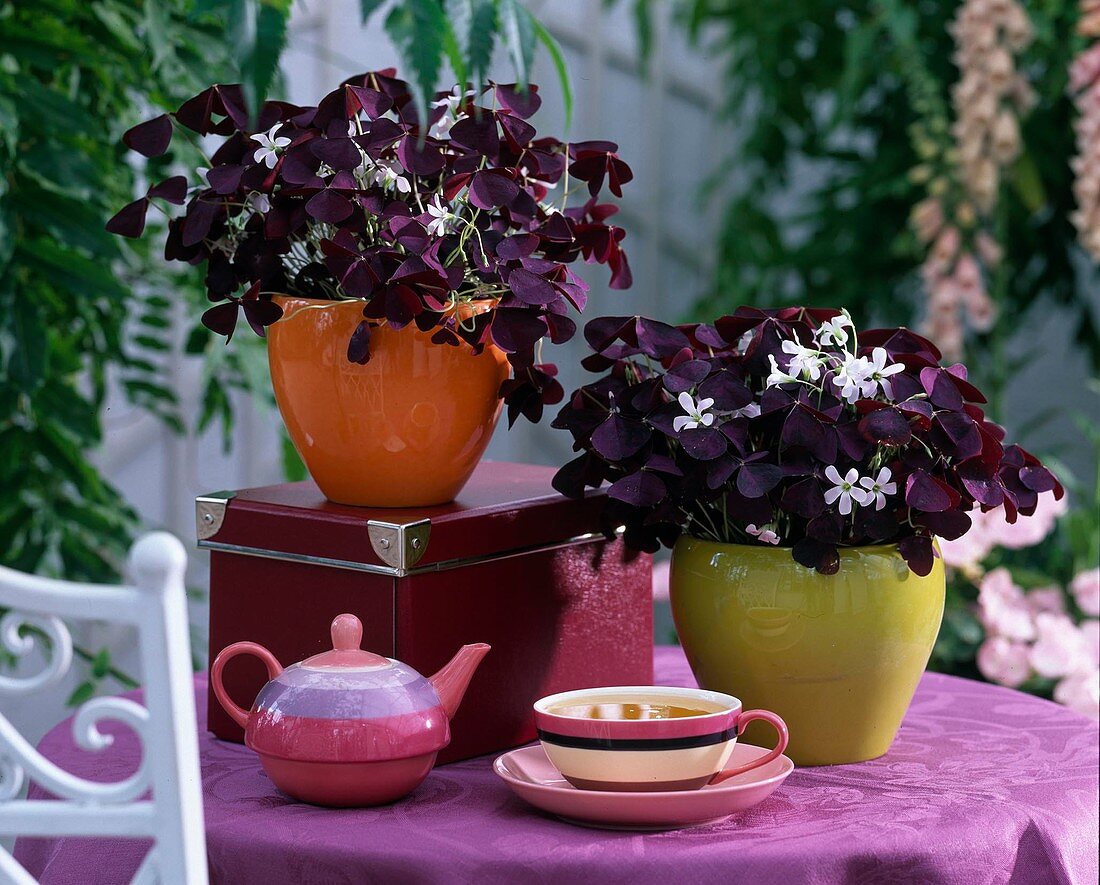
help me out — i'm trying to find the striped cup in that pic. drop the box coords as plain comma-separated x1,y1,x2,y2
534,686,788,792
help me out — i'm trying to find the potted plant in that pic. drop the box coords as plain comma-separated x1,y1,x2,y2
551,307,1062,764
109,71,633,507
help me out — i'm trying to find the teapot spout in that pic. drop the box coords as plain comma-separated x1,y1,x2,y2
429,643,490,720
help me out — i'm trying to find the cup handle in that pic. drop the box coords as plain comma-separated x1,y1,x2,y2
210,641,283,729
709,709,789,784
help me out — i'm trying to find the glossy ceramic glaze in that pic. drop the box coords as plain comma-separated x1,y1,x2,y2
211,613,489,806
494,743,795,830
670,538,945,766
267,296,510,507
533,685,788,792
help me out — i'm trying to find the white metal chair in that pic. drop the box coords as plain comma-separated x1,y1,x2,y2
0,532,207,884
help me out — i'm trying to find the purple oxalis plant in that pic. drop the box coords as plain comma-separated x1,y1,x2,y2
107,70,634,425
551,307,1062,576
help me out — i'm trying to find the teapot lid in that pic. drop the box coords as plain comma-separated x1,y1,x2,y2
301,614,389,670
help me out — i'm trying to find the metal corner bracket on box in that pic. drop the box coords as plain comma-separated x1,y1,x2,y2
194,490,605,578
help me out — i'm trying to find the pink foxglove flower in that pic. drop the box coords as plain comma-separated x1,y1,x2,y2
977,636,1031,688
1071,567,1100,616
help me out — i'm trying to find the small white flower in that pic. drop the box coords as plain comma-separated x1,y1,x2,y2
432,84,476,113
766,354,800,388
246,192,271,214
673,391,716,432
858,467,897,511
816,312,853,347
781,339,824,381
859,347,906,400
251,123,291,168
520,164,558,190
746,524,780,545
429,85,475,140
832,354,872,404
824,465,870,516
372,159,411,194
425,196,460,236
732,402,761,419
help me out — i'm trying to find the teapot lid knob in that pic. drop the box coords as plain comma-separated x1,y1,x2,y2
301,613,389,670
331,613,363,651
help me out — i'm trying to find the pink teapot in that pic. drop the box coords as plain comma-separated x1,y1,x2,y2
211,613,490,807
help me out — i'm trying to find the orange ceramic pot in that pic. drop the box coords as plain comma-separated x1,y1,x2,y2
268,296,510,507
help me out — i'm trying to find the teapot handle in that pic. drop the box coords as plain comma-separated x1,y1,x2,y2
211,642,284,729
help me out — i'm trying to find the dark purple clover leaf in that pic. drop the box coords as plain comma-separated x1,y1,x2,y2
957,459,1006,507
930,412,981,460
608,471,666,507
697,371,753,410
106,198,150,238
469,171,521,209
920,367,965,411
792,539,840,575
590,414,651,461
1020,465,1058,493
854,506,898,541
858,407,912,446
306,189,354,223
663,360,711,395
241,297,282,337
397,136,444,175
552,453,604,498
914,509,972,541
206,165,245,194
311,136,363,171
736,462,784,498
782,407,836,461
507,268,558,306
495,83,542,118
905,470,961,513
636,317,690,358
201,300,240,341
678,427,728,461
898,534,936,576
807,511,844,543
781,477,826,519
347,319,372,364
123,114,173,157
347,85,393,119
182,197,219,247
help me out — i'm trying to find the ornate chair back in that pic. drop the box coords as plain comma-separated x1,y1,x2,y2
0,532,207,884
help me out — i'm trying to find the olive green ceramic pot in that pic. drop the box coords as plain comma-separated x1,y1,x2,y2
669,538,945,766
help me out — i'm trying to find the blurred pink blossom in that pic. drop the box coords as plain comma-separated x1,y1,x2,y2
977,637,1031,687
940,491,1067,570
1029,613,1094,678
1054,669,1100,720
1027,586,1067,616
1071,567,1100,616
652,559,670,602
1080,619,1100,667
978,567,1036,641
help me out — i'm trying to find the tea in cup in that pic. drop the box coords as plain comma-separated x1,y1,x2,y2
533,686,788,792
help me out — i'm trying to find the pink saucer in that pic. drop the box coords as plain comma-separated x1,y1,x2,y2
494,742,794,830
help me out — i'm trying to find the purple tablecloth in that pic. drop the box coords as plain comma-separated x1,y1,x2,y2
15,647,1100,884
